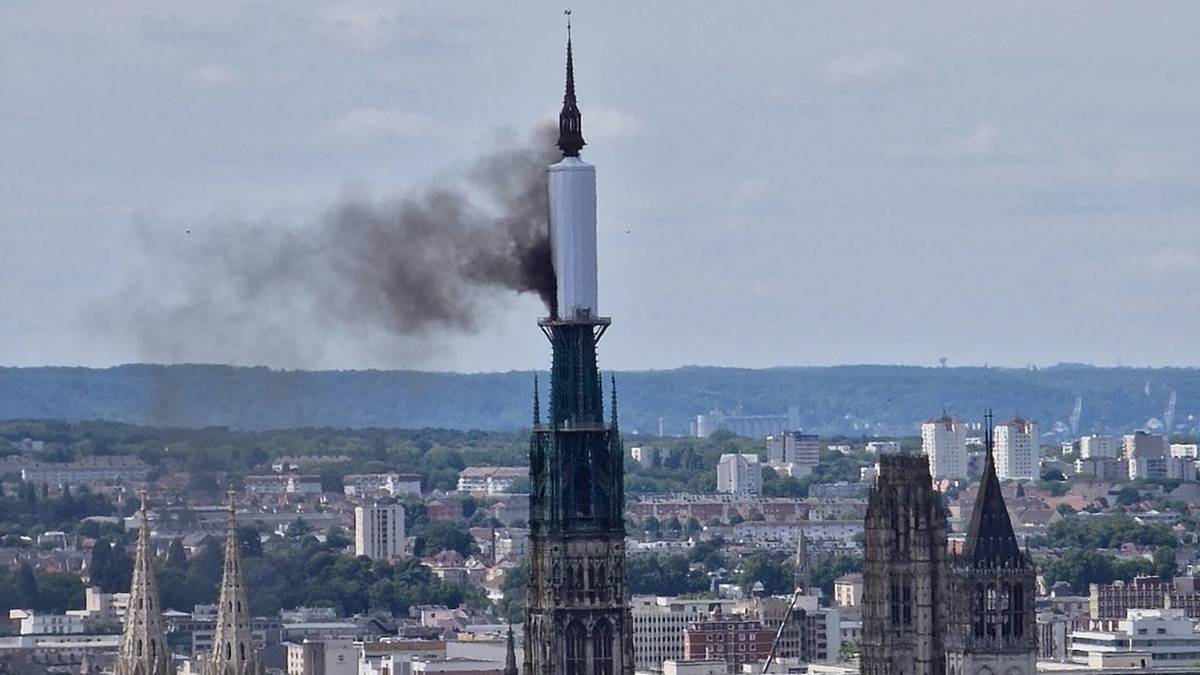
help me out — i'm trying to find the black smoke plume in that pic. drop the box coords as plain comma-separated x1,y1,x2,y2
97,126,559,367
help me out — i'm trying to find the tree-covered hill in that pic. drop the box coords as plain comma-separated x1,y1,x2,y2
0,363,1197,436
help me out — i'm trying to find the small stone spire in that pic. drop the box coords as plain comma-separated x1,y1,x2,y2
557,11,585,158
504,622,519,675
204,493,262,675
609,373,618,429
115,492,171,675
532,373,541,426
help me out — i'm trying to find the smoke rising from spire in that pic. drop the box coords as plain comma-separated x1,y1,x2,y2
94,126,558,367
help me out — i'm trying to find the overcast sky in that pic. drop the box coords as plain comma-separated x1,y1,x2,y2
3,1,1200,372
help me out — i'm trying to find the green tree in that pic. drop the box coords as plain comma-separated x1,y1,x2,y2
413,520,475,557
15,563,38,609
626,555,707,596
809,556,864,596
736,554,793,596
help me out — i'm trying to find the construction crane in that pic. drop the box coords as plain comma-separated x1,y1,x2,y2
762,589,804,673
1164,390,1177,438
1069,397,1083,437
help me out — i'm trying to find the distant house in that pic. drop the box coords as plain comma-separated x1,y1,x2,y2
21,456,150,486
344,473,421,497
456,467,526,496
243,474,323,496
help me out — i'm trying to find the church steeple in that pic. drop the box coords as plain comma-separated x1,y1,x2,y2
557,12,585,158
115,493,171,675
204,495,262,675
964,410,1024,567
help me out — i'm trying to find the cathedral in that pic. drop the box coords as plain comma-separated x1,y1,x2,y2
523,22,635,675
114,496,264,675
861,414,1036,675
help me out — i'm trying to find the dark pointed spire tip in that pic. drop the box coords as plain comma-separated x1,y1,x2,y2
556,9,585,158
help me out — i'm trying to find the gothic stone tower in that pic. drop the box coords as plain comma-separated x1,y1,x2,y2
861,454,949,675
115,496,171,675
524,23,634,675
945,415,1037,675
203,500,263,675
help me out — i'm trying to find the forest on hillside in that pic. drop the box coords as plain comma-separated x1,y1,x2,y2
1,363,1197,436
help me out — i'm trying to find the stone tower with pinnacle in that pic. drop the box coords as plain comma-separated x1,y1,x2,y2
523,17,634,675
945,412,1037,675
203,497,262,675
115,494,172,675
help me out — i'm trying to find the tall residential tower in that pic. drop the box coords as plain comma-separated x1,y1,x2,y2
524,24,634,675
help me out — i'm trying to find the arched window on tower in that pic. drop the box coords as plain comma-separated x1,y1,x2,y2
1010,583,1024,638
566,621,587,675
594,620,614,675
973,583,986,638
985,585,998,638
999,583,1012,638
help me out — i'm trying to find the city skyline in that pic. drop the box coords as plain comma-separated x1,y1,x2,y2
4,3,1200,372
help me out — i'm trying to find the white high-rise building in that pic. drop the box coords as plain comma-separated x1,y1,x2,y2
921,413,967,479
716,454,762,497
765,432,819,477
994,417,1039,481
1079,434,1120,459
354,504,406,560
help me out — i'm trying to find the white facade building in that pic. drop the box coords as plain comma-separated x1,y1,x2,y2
864,441,900,455
456,467,527,495
1080,434,1120,459
630,596,735,671
716,454,762,497
994,417,1039,481
921,413,967,479
286,638,357,675
354,505,406,561
1069,608,1200,668
1171,444,1199,459
243,474,323,496
343,473,421,498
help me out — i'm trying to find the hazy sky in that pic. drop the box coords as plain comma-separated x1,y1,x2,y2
3,1,1200,372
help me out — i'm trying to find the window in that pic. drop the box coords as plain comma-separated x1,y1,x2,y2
594,620,614,675
566,621,587,675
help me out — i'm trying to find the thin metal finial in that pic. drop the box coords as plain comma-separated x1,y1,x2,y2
565,8,572,36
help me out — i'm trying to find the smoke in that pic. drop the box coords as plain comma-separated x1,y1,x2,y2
95,125,559,367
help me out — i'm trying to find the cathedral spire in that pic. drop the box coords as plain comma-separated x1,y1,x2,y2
557,11,585,158
115,493,171,675
964,410,1023,567
204,494,262,675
